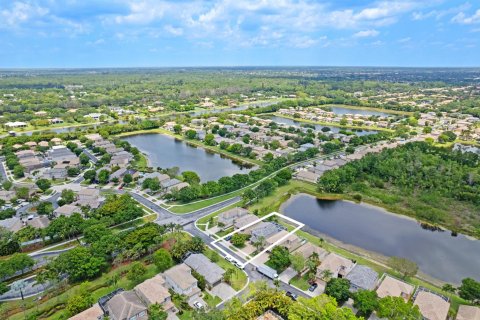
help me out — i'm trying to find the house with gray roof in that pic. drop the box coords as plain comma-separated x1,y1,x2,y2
217,207,250,229
102,290,147,320
163,263,201,298
184,253,225,288
346,265,378,292
249,222,281,243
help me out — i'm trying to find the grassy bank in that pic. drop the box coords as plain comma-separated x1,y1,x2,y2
242,179,470,313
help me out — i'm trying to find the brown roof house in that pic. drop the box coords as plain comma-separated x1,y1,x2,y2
54,204,81,218
456,305,480,320
292,243,328,261
134,274,176,313
376,275,415,301
316,253,355,282
76,188,102,209
162,263,201,299
102,290,147,320
68,303,103,320
413,290,450,320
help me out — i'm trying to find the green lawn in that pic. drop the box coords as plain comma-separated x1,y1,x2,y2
216,227,234,237
169,191,244,214
289,274,310,291
203,292,222,308
204,248,247,291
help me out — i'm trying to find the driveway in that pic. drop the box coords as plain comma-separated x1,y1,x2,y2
210,282,236,301
279,267,297,283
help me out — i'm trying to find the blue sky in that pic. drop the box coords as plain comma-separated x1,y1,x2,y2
1,0,479,68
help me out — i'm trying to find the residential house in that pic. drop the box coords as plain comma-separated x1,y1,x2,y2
68,303,104,320
26,216,50,229
102,290,147,320
278,233,302,252
0,190,16,202
249,222,281,243
413,290,450,320
54,204,81,218
292,243,328,261
5,121,27,128
166,182,189,193
0,217,24,233
50,137,63,145
85,133,104,142
138,172,170,185
265,230,290,248
76,188,102,209
163,263,201,299
295,170,320,184
234,214,260,230
316,253,355,281
375,275,414,301
217,207,250,229
456,305,480,320
345,265,378,292
184,253,226,288
134,275,176,313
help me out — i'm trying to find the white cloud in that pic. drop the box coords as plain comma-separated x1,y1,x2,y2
0,1,49,28
164,25,183,36
452,9,480,24
398,37,411,43
353,29,379,38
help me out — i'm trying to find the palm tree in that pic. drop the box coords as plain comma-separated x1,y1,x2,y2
320,269,333,282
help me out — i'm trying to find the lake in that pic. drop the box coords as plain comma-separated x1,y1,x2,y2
267,115,378,136
122,133,253,181
281,194,480,284
328,106,392,117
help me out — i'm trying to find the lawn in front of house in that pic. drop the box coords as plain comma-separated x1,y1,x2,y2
204,248,247,291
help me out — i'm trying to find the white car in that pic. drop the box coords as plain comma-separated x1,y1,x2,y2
193,301,204,309
224,255,233,262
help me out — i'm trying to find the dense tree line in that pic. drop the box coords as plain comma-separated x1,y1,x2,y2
318,142,480,232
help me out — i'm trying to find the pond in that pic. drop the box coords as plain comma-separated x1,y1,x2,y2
267,115,378,136
281,194,480,284
328,106,393,117
122,133,253,182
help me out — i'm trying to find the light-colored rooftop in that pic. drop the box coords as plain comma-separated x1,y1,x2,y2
68,303,103,320
163,263,197,291
456,305,480,320
414,291,450,320
134,274,171,305
376,275,414,301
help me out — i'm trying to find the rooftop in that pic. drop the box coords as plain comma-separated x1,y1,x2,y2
184,253,225,285
414,290,450,320
345,265,378,291
376,275,414,301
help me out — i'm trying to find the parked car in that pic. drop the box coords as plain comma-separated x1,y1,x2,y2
193,301,204,309
286,291,298,301
224,255,233,262
308,283,318,292
233,260,244,269
225,235,232,241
